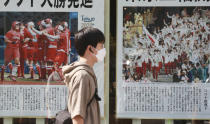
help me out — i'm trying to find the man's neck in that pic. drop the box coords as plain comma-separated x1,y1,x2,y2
79,56,95,68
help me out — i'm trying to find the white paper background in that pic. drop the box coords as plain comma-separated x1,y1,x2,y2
0,85,68,117
117,83,210,119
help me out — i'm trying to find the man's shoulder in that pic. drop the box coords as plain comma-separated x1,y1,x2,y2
70,69,96,89
73,69,94,80
75,69,91,76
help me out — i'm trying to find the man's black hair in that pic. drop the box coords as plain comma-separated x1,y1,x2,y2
74,27,105,56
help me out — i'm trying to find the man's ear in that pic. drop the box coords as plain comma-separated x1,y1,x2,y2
89,47,93,53
87,45,93,53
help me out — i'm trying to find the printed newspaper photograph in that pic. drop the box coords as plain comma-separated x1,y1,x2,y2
0,12,74,82
122,7,210,83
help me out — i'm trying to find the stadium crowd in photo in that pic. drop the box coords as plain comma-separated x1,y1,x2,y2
122,7,210,83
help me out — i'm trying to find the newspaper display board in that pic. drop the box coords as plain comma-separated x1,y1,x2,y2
117,0,210,119
0,0,105,117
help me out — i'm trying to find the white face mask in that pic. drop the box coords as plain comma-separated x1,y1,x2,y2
95,48,106,62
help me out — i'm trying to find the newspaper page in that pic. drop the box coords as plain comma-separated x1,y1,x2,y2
0,0,105,117
117,0,210,119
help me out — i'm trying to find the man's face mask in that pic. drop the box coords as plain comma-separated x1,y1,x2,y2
95,48,106,62
91,46,106,62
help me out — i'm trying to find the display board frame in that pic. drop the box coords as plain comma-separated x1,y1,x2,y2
0,0,108,121
116,0,210,120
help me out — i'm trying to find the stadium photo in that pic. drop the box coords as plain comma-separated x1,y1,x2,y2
122,7,210,83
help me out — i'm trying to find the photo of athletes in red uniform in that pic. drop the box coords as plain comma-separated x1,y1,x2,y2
0,18,71,82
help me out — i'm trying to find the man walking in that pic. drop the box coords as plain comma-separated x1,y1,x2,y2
62,27,106,124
